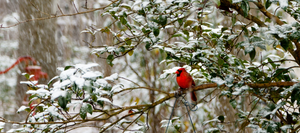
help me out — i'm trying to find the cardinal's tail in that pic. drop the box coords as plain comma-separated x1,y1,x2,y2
190,91,197,102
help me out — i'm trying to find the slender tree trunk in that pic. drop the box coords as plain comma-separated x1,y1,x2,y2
16,0,57,113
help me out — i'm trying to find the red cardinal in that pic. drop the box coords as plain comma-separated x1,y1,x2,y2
175,68,197,102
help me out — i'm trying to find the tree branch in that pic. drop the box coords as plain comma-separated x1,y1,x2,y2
0,0,119,28
220,0,267,27
252,0,284,25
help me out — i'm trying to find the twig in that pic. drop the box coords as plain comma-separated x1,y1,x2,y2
73,1,79,13
0,0,119,28
29,0,51,16
122,112,144,133
57,4,64,15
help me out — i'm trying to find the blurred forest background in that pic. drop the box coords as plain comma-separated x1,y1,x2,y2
0,0,300,133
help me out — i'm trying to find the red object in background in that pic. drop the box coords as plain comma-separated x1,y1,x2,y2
0,56,37,74
0,56,48,81
25,65,48,81
0,56,48,115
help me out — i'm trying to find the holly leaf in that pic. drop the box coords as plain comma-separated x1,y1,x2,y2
106,55,114,66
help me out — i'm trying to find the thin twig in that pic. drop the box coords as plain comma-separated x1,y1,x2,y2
72,1,79,13
57,4,64,15
122,112,144,133
0,0,119,28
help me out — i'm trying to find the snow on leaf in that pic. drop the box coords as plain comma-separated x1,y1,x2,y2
104,73,118,81
279,0,288,9
59,68,76,80
20,81,38,86
232,0,243,3
0,122,4,130
51,90,67,101
82,71,102,80
36,84,48,89
280,125,292,131
26,88,50,97
98,97,112,104
264,102,286,117
228,35,237,40
205,128,219,132
47,106,63,119
211,77,225,86
80,103,93,120
70,76,85,89
111,84,123,93
17,106,29,113
232,86,249,95
75,63,99,70
96,79,108,87
60,80,71,87
159,67,181,79
165,25,174,28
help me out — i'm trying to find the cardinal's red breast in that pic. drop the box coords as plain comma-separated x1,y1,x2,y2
176,68,195,89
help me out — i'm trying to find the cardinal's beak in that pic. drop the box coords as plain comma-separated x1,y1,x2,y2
175,71,179,74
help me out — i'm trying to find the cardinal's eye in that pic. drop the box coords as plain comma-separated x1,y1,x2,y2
178,70,182,73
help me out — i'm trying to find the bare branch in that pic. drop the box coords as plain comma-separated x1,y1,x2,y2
252,1,284,25
57,4,64,15
0,0,119,28
72,1,79,13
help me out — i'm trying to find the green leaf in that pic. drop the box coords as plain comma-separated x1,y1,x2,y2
241,1,249,17
138,9,145,16
280,38,292,51
251,27,257,32
97,100,104,107
128,50,134,56
250,36,262,42
106,55,114,66
289,31,300,41
145,42,151,50
184,20,195,28
80,103,93,120
291,88,300,104
120,16,127,25
172,34,182,38
87,104,93,114
125,38,132,45
66,92,72,103
230,99,237,109
218,57,224,66
64,66,73,70
80,107,87,120
58,96,67,110
265,0,272,9
267,58,276,69
221,27,228,33
120,4,131,10
218,115,225,123
153,27,160,36
23,73,30,80
29,94,37,100
244,45,254,54
36,106,44,112
48,76,59,87
232,14,236,26
178,18,183,26
158,15,167,26
142,28,151,34
119,46,125,53
249,48,256,60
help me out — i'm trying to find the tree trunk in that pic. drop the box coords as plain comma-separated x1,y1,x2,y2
16,0,57,115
